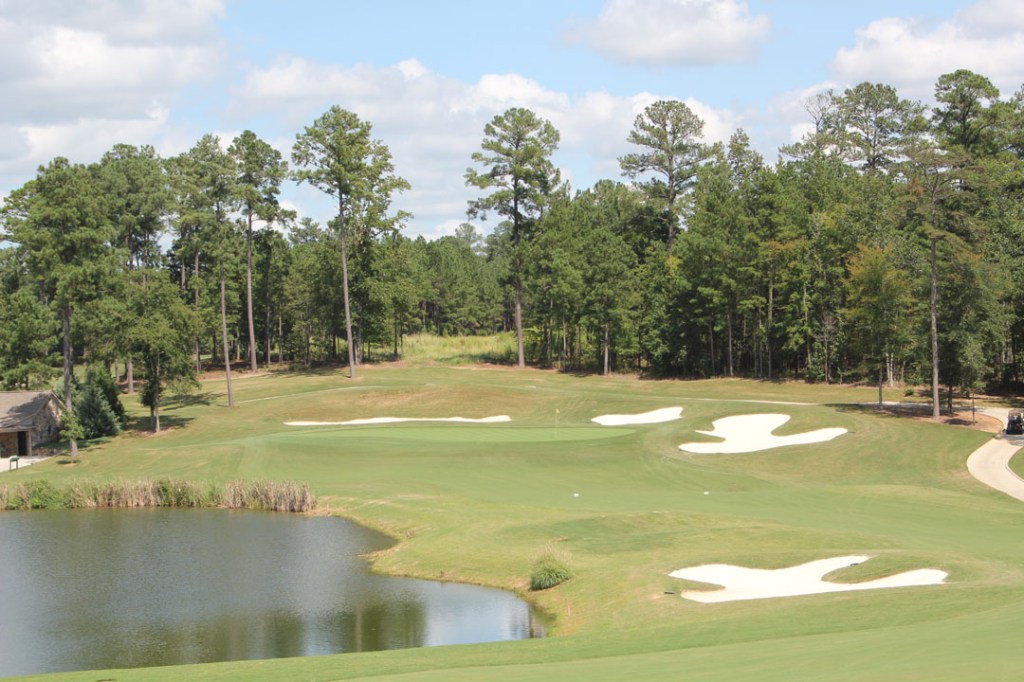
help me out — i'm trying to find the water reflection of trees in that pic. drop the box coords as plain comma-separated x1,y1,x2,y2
0,510,541,676
73,602,431,669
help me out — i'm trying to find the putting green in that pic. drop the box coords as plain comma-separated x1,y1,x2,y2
282,425,635,443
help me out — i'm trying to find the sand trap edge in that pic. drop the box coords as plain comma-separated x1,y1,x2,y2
678,413,847,454
670,555,947,603
286,416,512,426
592,407,683,426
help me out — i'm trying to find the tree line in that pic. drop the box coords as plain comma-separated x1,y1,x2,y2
3,69,1024,438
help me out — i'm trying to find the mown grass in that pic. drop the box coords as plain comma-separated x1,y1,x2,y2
1010,451,1024,479
5,351,1024,682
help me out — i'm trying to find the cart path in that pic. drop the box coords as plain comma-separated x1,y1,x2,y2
967,408,1024,502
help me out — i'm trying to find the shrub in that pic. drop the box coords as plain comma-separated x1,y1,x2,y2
75,382,121,440
529,547,573,591
1,481,65,510
74,366,126,440
87,366,127,425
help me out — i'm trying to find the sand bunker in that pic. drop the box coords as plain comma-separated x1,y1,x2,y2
592,407,683,426
670,555,947,603
678,413,847,454
286,416,511,426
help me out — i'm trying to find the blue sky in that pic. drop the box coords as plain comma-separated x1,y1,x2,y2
2,0,1022,239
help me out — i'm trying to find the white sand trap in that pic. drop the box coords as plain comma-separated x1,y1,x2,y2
670,555,947,603
592,407,683,426
285,415,511,426
678,413,847,454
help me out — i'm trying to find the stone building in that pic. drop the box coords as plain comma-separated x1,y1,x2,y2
0,391,63,458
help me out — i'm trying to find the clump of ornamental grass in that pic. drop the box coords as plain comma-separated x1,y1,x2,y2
222,480,315,512
529,545,574,591
0,479,315,513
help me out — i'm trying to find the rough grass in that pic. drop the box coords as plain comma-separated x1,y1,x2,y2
399,332,517,365
6,352,1024,682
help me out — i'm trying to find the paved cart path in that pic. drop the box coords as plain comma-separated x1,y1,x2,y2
967,407,1024,502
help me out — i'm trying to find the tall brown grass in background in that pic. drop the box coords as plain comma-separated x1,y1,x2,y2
0,479,315,512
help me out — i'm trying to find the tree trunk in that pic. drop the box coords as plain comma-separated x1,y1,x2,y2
727,309,734,377
708,315,716,376
565,315,573,368
61,306,78,457
265,305,272,368
931,237,941,418
304,322,311,367
246,214,258,374
126,360,134,394
152,358,161,433
603,320,611,376
339,198,356,379
766,274,774,380
194,251,202,375
513,261,525,368
220,267,235,408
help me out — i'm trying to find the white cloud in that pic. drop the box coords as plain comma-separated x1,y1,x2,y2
564,0,771,66
832,1,1024,99
0,1,226,191
763,81,838,148
424,219,465,241
1,0,226,46
234,59,743,238
0,108,175,193
0,4,225,124
957,0,1024,37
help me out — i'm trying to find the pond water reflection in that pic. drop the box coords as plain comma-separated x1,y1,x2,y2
0,508,546,677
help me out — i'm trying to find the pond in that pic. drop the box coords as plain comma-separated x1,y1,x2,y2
0,508,547,677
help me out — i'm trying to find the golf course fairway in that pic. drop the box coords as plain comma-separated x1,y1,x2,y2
5,362,1024,682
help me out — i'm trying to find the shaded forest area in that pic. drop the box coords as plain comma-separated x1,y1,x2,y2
3,69,1024,427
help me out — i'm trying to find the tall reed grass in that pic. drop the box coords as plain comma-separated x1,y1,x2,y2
0,479,315,513
400,332,517,365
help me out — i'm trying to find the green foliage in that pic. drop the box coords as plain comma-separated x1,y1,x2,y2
0,284,57,389
127,272,199,431
72,365,127,440
6,67,1024,404
59,410,86,448
75,380,122,440
292,106,410,375
529,547,574,591
619,99,713,248
466,107,561,367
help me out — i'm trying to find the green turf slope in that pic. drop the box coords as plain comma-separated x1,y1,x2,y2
9,364,1022,681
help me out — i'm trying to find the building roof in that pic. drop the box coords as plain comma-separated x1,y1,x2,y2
0,391,60,432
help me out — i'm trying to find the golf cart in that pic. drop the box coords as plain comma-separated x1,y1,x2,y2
1007,409,1024,435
